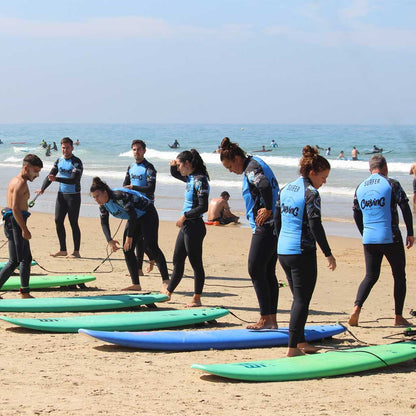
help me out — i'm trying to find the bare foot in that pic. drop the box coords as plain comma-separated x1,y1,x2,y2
348,306,361,326
161,279,170,293
67,252,81,259
298,342,321,354
121,284,142,291
138,269,144,277
246,314,278,330
146,260,155,273
185,294,202,308
394,315,412,326
50,251,67,257
0,295,3,299
21,293,34,299
286,347,305,357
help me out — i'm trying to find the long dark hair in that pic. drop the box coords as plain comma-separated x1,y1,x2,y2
177,148,210,180
90,177,111,194
219,137,246,161
299,145,331,177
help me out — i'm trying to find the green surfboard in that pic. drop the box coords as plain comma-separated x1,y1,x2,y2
0,293,168,312
191,341,416,381
0,260,37,271
0,307,229,333
1,274,96,290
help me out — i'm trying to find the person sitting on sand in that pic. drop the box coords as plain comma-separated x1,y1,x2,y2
207,191,239,225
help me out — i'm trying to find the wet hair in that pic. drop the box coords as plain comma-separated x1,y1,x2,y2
369,154,387,171
23,154,43,168
131,139,146,149
61,137,73,146
177,148,210,180
299,145,331,177
90,177,111,194
220,191,230,198
219,137,246,162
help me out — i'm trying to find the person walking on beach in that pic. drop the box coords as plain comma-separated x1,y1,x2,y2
90,177,170,292
123,139,156,275
0,154,43,299
349,154,414,327
38,137,83,258
409,161,416,213
351,146,360,160
220,137,279,329
207,191,239,225
164,149,210,307
275,146,336,357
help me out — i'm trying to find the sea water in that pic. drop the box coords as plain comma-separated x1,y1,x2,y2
1,123,415,237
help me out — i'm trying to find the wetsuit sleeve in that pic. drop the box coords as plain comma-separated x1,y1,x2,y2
394,183,414,237
274,195,282,237
122,167,131,187
184,176,209,219
306,188,332,257
99,206,112,242
246,162,274,210
54,158,83,185
113,190,138,238
131,165,156,195
170,165,187,182
41,159,59,191
352,188,364,235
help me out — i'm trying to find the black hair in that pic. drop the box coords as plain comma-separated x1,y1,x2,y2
23,154,43,168
177,148,210,180
219,137,246,161
90,177,111,194
131,139,146,149
61,137,73,146
220,191,230,198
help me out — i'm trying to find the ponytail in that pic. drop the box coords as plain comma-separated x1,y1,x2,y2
90,177,111,194
177,149,210,180
299,145,331,177
219,137,246,162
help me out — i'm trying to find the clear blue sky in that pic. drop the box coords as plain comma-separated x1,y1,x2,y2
0,0,415,124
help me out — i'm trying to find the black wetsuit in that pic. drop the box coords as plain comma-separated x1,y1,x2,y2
0,209,32,294
41,155,83,253
167,166,209,295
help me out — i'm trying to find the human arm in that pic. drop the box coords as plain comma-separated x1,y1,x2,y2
183,176,209,220
170,161,187,182
38,160,59,194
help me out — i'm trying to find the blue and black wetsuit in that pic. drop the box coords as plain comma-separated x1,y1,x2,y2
168,166,210,295
99,188,169,284
243,156,279,317
123,159,157,270
0,209,32,294
352,173,413,315
275,176,332,348
42,155,83,252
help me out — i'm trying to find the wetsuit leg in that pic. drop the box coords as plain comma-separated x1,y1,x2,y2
383,242,406,315
65,193,81,252
167,227,187,293
134,222,144,270
279,252,317,348
354,244,383,308
123,222,140,285
183,218,206,294
247,226,279,316
139,205,169,281
0,217,32,293
55,192,68,252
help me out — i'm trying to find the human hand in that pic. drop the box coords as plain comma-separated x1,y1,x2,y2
327,254,336,271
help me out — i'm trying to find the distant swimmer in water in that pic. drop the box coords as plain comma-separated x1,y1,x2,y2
207,191,239,225
0,139,3,144
252,145,271,153
326,147,331,156
270,139,278,148
74,139,80,146
337,150,346,160
372,145,383,153
40,139,47,148
52,142,58,151
351,146,360,160
45,145,51,157
213,145,221,154
169,139,180,149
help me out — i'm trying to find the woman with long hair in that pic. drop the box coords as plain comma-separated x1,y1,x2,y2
90,177,170,291
165,149,210,307
274,145,336,357
220,137,279,329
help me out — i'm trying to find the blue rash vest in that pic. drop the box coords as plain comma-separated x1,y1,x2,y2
242,156,279,233
277,176,330,256
353,173,410,244
123,159,157,201
42,155,83,194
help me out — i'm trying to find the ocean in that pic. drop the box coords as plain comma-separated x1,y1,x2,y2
1,123,415,237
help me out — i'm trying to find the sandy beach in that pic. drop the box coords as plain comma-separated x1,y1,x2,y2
1,212,415,416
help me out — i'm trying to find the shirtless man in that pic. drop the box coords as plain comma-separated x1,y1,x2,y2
351,146,360,160
409,162,416,212
0,154,43,299
207,191,239,225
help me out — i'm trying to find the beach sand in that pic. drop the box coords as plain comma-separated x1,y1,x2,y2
1,213,415,416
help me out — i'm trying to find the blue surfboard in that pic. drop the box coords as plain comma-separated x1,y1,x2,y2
79,324,346,351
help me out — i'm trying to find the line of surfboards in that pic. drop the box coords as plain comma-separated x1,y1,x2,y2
1,272,415,381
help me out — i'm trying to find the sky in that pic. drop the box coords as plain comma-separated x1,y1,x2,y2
0,0,415,124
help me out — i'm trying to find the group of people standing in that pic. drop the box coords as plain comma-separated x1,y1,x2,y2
0,136,414,358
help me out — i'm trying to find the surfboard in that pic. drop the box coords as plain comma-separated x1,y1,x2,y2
0,260,38,271
0,293,168,312
1,274,96,291
191,341,416,381
78,324,346,351
0,307,229,333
